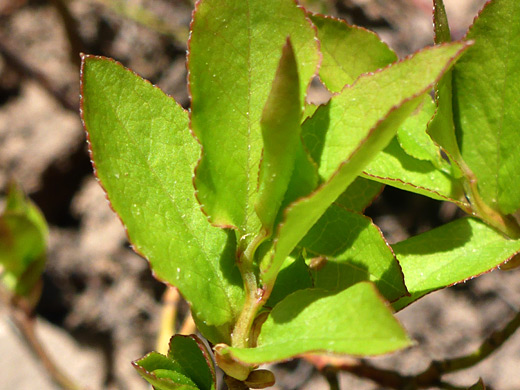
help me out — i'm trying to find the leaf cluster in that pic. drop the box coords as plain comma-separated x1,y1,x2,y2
80,0,520,388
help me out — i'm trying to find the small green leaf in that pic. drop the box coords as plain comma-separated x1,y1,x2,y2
428,1,465,179
334,177,383,213
362,138,466,204
168,335,216,390
0,183,47,297
433,0,452,44
80,56,243,333
309,13,397,92
300,205,406,302
396,95,448,170
366,93,463,203
393,217,520,311
133,335,216,390
189,0,320,231
302,102,320,122
133,352,198,390
261,43,469,286
255,39,302,236
224,282,411,364
452,0,520,215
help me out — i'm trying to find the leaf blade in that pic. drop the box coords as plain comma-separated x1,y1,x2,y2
261,42,469,286
189,0,320,231
309,13,397,92
80,56,243,332
300,205,406,302
452,0,520,215
393,217,520,311
225,283,411,364
255,39,302,236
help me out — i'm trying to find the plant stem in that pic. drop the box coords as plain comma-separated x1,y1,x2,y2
156,286,179,354
232,232,267,349
335,309,520,389
420,310,520,379
47,0,85,67
455,156,520,238
179,312,197,335
8,301,83,390
323,367,340,390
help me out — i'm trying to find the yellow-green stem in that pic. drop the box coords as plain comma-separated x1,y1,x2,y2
232,232,267,348
459,159,520,239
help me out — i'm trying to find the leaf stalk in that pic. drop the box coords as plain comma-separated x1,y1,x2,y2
232,232,268,349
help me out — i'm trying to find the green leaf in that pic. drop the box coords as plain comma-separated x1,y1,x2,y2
133,352,198,390
334,177,383,213
300,205,406,302
396,95,448,170
362,138,466,204
302,102,320,122
168,335,216,390
80,56,243,333
428,1,465,179
433,0,452,44
266,253,313,308
189,0,320,231
309,14,397,92
365,93,463,203
261,42,469,286
393,217,520,311
452,0,520,215
255,39,302,236
133,335,216,390
0,182,47,297
224,282,411,364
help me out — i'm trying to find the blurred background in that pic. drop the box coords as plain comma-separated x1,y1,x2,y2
2,0,520,389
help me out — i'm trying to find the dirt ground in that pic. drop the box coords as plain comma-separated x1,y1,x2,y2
2,0,519,389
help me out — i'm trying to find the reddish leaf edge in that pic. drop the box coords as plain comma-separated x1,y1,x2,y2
79,54,213,317
361,171,469,208
298,204,409,302
131,352,199,390
394,233,520,312
168,334,217,386
186,0,322,230
222,283,413,366
263,41,472,278
306,11,398,93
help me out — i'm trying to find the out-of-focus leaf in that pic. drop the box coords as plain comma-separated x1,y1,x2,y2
393,217,520,311
468,378,486,390
223,282,411,364
80,56,243,335
0,182,47,297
